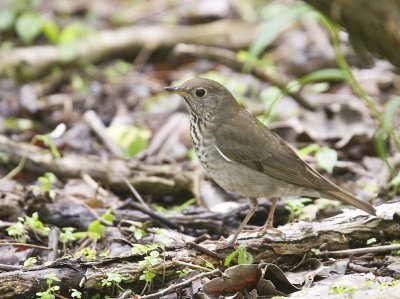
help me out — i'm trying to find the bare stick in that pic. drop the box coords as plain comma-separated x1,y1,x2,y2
47,227,60,262
0,242,50,250
140,268,221,299
319,244,400,258
84,110,123,158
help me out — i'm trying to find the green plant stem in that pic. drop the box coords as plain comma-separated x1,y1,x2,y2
330,24,400,151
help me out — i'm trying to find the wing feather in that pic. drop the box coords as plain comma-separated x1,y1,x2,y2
215,111,334,191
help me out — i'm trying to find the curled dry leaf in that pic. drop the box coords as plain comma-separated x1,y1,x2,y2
257,263,300,296
202,264,261,296
286,258,326,286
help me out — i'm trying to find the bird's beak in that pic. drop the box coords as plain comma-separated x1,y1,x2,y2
164,85,187,96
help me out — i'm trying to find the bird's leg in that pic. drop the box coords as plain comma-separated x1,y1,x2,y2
229,198,258,245
258,198,285,238
265,197,278,227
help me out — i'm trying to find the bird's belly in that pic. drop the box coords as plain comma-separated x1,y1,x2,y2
197,148,319,199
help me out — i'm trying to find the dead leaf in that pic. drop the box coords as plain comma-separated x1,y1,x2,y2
202,264,261,296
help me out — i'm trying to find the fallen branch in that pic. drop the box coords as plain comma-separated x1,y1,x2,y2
320,243,400,258
0,20,258,79
0,135,193,197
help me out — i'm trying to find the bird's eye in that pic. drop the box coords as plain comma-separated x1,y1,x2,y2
195,88,206,98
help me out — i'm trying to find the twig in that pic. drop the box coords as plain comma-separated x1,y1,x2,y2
173,260,214,272
0,264,23,271
319,244,400,258
119,175,151,211
84,110,124,158
188,242,225,260
174,43,316,110
81,172,109,197
139,268,221,299
128,200,182,231
47,227,60,262
140,113,188,159
348,262,376,273
67,195,113,226
0,242,50,250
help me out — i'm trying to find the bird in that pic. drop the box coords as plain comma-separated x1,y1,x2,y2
164,78,376,244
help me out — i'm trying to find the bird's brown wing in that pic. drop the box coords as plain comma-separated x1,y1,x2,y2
215,111,333,191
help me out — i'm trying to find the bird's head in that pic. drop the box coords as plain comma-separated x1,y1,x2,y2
164,78,239,117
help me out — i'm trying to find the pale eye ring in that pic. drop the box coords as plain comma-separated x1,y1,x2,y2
195,88,206,98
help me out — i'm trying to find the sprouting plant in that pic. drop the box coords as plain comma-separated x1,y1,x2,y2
298,144,338,174
70,289,82,298
7,212,50,242
138,251,162,269
131,244,159,255
24,257,38,267
72,209,114,241
101,272,126,296
6,221,25,241
177,268,193,278
224,246,254,267
199,257,216,270
36,172,59,199
310,248,320,256
35,273,61,299
3,124,65,181
127,221,147,240
37,172,58,191
75,247,97,261
137,249,163,294
23,212,50,235
329,285,354,294
59,227,77,250
285,198,312,223
321,16,400,171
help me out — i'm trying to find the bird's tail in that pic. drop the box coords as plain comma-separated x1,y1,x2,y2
322,189,376,215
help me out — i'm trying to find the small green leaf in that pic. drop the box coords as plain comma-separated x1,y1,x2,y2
37,172,58,191
101,209,114,223
32,131,62,158
6,222,25,238
42,21,59,43
310,248,320,256
70,289,82,299
15,12,43,43
87,220,105,240
177,268,192,278
4,117,34,131
58,23,94,44
139,270,156,283
237,247,253,265
24,257,37,267
298,144,320,157
107,125,151,157
0,9,15,31
315,147,337,173
366,238,376,245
